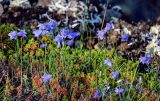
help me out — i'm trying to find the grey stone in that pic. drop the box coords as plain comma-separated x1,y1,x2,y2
0,4,3,16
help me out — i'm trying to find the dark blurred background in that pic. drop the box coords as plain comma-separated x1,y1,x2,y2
0,0,160,22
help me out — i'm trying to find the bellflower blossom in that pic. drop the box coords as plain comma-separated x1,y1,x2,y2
38,23,47,30
104,23,112,32
114,87,124,94
40,43,47,48
67,40,74,46
112,71,119,79
139,56,151,65
38,20,57,32
42,74,52,83
33,29,48,38
97,30,105,40
48,20,57,31
93,89,100,99
17,30,27,37
157,39,160,46
67,32,80,39
54,34,64,43
104,58,112,67
8,31,17,40
60,29,70,38
121,34,129,42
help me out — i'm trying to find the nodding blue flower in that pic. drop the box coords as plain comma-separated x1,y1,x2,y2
44,24,52,31
60,29,70,38
54,34,64,43
93,89,100,99
41,30,48,36
40,43,47,48
139,56,151,65
48,20,57,30
67,40,74,46
42,74,52,83
38,23,47,30
112,71,119,79
97,30,105,40
157,40,160,46
33,29,42,38
104,58,112,67
8,31,17,40
33,29,48,38
114,87,124,94
104,23,112,32
121,34,129,42
67,32,80,39
17,30,27,37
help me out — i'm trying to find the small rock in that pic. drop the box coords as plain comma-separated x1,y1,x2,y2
117,42,129,52
108,34,120,44
0,4,3,16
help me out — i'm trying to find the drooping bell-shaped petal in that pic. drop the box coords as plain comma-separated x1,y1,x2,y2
67,32,80,39
40,43,47,48
114,87,124,94
60,29,70,38
8,31,17,40
97,30,105,40
112,71,119,79
121,34,129,42
139,56,151,65
33,29,42,38
67,40,74,46
104,58,112,67
17,30,27,37
54,34,64,43
93,89,100,99
104,23,112,32
42,74,52,83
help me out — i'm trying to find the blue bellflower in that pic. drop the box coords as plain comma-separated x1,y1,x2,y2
114,87,124,94
38,20,57,32
104,58,112,67
67,40,74,46
40,43,47,48
17,30,27,37
42,74,52,83
112,71,119,79
54,34,64,43
97,30,105,40
157,39,160,46
67,32,80,39
33,29,48,38
8,31,17,40
48,20,57,31
104,23,112,32
121,34,129,42
38,23,47,30
60,29,70,38
139,56,151,65
33,29,42,38
93,89,100,99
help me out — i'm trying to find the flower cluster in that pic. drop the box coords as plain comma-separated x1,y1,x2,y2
33,20,57,39
8,30,27,40
139,55,151,65
54,29,80,47
97,23,112,40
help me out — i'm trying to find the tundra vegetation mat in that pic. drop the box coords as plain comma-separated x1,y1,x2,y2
0,0,160,101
